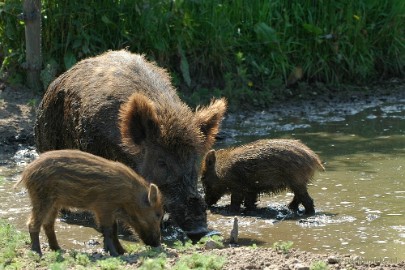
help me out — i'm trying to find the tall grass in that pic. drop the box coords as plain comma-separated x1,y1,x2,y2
0,1,404,106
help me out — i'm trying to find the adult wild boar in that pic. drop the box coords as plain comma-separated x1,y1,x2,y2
35,50,227,240
15,149,163,257
200,139,324,214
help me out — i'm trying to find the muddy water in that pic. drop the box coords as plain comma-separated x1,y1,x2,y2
1,93,404,260
210,94,405,261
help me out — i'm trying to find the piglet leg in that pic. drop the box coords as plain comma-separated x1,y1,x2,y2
101,226,119,257
112,222,126,255
43,207,61,251
30,232,42,256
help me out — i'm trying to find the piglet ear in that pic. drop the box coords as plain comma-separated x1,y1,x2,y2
195,98,227,152
119,93,160,149
205,149,216,168
148,184,161,207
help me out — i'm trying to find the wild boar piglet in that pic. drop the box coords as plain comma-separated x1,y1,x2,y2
15,149,163,257
200,139,324,214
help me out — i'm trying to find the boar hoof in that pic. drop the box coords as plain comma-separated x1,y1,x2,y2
304,207,316,216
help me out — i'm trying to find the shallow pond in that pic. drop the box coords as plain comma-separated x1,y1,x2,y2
211,93,405,261
1,92,404,261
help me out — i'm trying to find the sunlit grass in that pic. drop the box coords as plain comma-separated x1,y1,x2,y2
0,221,228,269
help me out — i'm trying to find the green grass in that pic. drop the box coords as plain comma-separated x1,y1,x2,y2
172,253,225,270
0,221,228,269
1,1,404,107
273,241,294,254
0,219,30,268
310,260,329,270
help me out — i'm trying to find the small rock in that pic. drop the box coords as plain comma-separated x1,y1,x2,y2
294,263,309,270
204,240,221,250
328,256,340,264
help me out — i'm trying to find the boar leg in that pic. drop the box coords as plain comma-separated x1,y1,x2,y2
112,222,126,255
289,189,315,215
288,194,300,212
244,192,258,210
42,207,61,251
230,193,243,212
300,190,315,215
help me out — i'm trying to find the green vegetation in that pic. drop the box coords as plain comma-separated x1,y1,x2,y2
310,260,329,270
0,220,227,269
1,1,404,108
173,253,226,270
273,241,294,254
0,219,30,268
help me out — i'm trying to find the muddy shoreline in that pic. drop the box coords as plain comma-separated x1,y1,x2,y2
1,80,405,269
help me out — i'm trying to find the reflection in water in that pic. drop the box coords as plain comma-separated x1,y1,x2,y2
1,94,404,260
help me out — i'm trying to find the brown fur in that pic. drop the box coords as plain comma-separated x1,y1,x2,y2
34,50,227,237
15,150,163,256
200,139,324,214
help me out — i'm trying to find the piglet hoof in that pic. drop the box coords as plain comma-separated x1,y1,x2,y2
30,232,42,256
104,242,120,257
49,244,62,251
31,248,42,257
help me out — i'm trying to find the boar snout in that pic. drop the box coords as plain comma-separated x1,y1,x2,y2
183,196,209,241
184,226,210,243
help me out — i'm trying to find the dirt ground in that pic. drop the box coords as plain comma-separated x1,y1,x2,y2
1,80,405,269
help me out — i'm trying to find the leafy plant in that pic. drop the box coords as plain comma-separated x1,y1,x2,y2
273,241,294,254
0,219,29,267
172,239,195,251
138,254,167,270
96,257,125,270
73,252,91,267
172,253,226,270
197,234,224,249
310,260,329,270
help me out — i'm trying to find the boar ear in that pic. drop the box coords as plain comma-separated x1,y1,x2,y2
119,93,160,146
205,149,216,167
195,98,227,151
148,184,160,207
